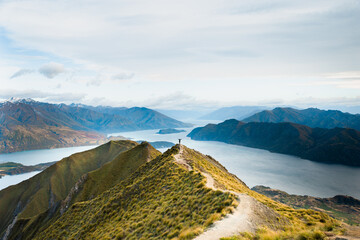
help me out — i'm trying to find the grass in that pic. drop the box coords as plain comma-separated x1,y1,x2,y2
2,143,345,240
35,146,237,240
0,140,138,238
181,146,343,239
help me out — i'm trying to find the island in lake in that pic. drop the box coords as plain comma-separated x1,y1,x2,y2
157,128,186,134
0,161,56,178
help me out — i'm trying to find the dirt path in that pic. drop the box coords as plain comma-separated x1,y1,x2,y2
194,173,256,240
173,145,192,171
174,146,257,240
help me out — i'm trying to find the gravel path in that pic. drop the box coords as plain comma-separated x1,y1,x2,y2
174,145,257,240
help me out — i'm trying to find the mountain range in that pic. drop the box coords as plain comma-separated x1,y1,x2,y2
243,107,360,130
0,140,348,239
188,119,360,166
200,106,267,121
0,98,190,153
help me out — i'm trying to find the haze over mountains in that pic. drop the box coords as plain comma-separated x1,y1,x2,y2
0,98,190,153
243,107,360,131
188,119,360,166
200,106,268,121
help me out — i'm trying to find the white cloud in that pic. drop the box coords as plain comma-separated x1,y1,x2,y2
112,72,134,81
0,0,359,108
0,89,86,103
38,62,66,78
10,69,34,79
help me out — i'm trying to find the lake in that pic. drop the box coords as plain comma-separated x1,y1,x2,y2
0,145,96,190
1,127,360,199
110,127,360,199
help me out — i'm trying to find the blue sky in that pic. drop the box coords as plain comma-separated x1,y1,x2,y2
0,0,359,110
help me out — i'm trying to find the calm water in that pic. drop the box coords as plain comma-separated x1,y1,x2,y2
1,127,360,199
110,127,360,199
0,145,96,190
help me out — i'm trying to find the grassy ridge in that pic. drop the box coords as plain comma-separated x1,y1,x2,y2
0,140,138,238
181,147,343,239
1,142,346,239
72,142,161,203
35,146,238,240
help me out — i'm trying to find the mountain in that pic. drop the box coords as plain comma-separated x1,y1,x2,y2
243,107,360,130
200,106,267,121
0,141,348,239
252,185,360,225
71,104,192,130
0,99,108,153
0,98,191,153
188,119,360,166
156,109,211,121
0,140,139,239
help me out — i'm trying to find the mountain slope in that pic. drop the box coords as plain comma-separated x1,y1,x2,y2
243,107,360,130
0,143,345,239
188,119,360,166
0,140,138,239
70,142,161,204
35,145,343,240
34,145,276,240
200,106,267,121
0,98,191,153
76,105,192,129
252,185,360,225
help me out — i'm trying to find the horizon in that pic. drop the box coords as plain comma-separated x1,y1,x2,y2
1,96,360,116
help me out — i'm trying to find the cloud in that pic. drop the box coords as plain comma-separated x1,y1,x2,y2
0,89,86,103
10,69,34,79
112,72,134,81
38,62,65,78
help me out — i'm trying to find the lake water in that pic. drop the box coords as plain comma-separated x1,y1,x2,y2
1,127,360,199
0,146,96,190
110,127,360,199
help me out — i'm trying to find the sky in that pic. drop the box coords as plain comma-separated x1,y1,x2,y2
0,0,359,111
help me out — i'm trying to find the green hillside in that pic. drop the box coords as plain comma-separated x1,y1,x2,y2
35,145,343,240
0,140,138,239
71,142,161,204
35,146,239,240
1,142,350,240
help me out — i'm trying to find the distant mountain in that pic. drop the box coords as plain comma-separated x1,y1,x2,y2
0,98,190,153
188,119,360,166
200,106,267,121
156,109,209,121
0,141,342,239
0,99,108,153
243,107,360,130
70,104,192,130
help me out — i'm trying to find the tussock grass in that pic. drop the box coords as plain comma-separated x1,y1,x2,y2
35,146,236,239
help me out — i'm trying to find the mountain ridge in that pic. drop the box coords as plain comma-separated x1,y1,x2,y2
188,119,360,166
243,107,360,130
0,141,350,239
0,98,190,153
